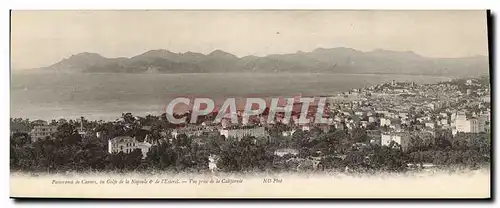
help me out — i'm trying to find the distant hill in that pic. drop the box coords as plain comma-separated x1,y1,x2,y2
38,48,490,77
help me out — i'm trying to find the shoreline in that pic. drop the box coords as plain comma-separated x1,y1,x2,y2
10,74,457,122
12,70,459,79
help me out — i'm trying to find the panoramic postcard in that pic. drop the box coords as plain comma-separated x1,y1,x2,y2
10,10,491,198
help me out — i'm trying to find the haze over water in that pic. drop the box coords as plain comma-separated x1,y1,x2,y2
11,72,451,121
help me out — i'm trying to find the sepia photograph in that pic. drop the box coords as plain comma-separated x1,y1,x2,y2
9,10,491,199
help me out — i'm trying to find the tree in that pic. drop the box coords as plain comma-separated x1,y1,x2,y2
54,123,82,146
11,132,31,147
125,149,144,171
351,128,368,143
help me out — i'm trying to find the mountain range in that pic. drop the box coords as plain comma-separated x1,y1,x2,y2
38,47,490,77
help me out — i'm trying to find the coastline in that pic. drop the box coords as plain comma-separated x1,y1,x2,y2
10,72,456,122
11,70,460,79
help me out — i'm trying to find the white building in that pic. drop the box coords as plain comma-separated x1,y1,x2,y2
301,125,311,131
380,118,391,127
274,148,299,157
399,112,408,119
208,155,220,173
450,112,457,122
171,125,217,139
381,132,410,151
30,125,58,142
368,116,378,123
219,126,267,140
440,119,448,125
108,136,152,159
354,111,364,116
361,121,368,128
375,110,389,117
426,103,435,111
282,129,296,137
466,89,472,95
453,112,482,135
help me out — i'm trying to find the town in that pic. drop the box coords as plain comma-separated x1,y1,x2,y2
10,76,491,174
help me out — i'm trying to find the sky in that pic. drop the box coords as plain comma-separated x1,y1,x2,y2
11,10,489,69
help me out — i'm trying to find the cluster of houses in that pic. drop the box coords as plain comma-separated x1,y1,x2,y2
106,123,271,158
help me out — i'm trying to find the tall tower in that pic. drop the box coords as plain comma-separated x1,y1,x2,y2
80,116,84,132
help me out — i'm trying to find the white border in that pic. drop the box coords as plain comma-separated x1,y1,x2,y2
2,0,499,10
